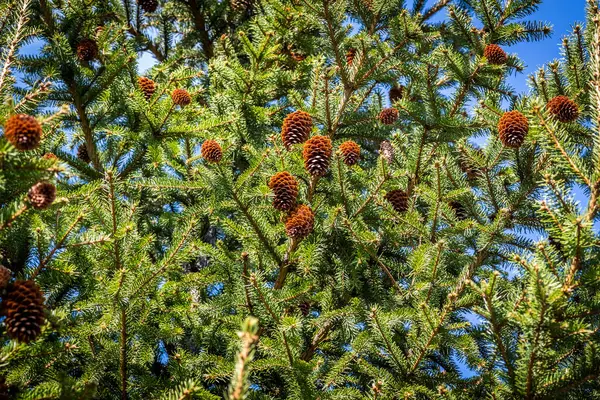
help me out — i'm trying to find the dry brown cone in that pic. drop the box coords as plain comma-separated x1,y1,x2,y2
346,48,357,65
285,204,314,239
379,108,399,125
389,85,404,104
339,140,360,166
138,77,156,100
459,158,480,181
137,0,158,12
361,0,374,11
484,44,507,65
498,110,528,148
172,88,192,107
27,182,56,210
303,135,333,176
282,110,312,149
449,201,468,220
230,0,253,11
77,144,91,163
268,171,299,211
385,189,409,213
201,140,222,163
289,51,307,62
0,265,11,289
458,147,483,181
1,280,45,343
77,38,99,62
298,301,311,316
379,140,395,164
547,95,579,123
3,114,42,151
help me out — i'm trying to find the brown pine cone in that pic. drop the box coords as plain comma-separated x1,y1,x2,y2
137,0,158,12
138,77,156,100
449,201,468,220
3,114,42,151
172,89,191,107
298,301,311,316
379,108,399,125
484,44,507,65
1,280,46,343
285,204,315,239
282,111,312,149
269,172,299,212
385,189,409,213
459,158,480,181
77,38,99,62
27,182,56,210
43,153,58,161
289,51,307,62
498,110,528,148
230,0,253,11
339,140,360,166
547,95,579,123
0,265,11,289
346,48,357,65
303,135,332,176
379,140,395,164
77,144,91,163
201,140,222,163
389,85,404,104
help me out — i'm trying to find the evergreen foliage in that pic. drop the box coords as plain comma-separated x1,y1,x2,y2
1,0,600,398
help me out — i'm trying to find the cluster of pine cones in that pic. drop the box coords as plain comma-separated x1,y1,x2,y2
267,172,315,239
3,114,57,209
496,95,578,148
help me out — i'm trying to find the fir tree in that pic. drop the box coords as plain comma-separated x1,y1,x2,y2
2,0,600,399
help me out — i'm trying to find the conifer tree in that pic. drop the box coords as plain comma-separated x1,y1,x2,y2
2,0,600,399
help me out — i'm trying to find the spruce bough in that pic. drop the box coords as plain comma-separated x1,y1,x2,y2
1,0,600,398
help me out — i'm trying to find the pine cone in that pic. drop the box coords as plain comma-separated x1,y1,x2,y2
389,85,404,104
27,182,56,210
459,158,480,181
201,140,222,163
379,140,395,164
77,144,91,163
43,153,57,161
346,48,357,65
498,110,528,148
138,77,156,100
1,280,45,343
298,301,310,316
0,265,11,289
303,135,332,177
289,51,307,62
547,95,579,123
339,140,360,166
282,111,312,149
362,0,374,11
172,89,191,107
230,0,253,11
76,39,99,62
3,114,42,151
285,204,314,239
449,201,468,220
137,0,158,12
379,108,399,125
484,44,507,65
269,172,298,212
385,189,409,213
